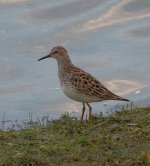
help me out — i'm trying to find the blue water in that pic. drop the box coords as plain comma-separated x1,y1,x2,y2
0,0,150,124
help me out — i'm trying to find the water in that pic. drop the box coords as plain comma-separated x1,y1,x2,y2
0,0,150,123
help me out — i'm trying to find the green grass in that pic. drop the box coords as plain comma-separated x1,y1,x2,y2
0,107,150,166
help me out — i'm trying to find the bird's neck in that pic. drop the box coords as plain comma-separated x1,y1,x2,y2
57,57,74,83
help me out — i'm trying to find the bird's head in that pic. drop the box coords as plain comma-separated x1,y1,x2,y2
38,46,69,61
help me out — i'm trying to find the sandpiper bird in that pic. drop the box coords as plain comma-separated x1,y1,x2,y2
38,46,129,123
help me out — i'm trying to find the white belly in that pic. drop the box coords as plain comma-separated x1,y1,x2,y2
62,85,100,103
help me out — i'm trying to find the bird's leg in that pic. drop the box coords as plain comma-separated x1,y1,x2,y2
86,103,92,120
81,102,85,123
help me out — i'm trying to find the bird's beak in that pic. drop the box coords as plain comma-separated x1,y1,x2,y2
38,54,51,61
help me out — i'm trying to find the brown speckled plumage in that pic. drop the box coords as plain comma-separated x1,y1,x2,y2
38,46,129,123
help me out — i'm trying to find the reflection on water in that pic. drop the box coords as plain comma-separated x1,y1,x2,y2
0,0,25,3
105,79,149,96
0,0,150,122
124,25,150,38
78,0,150,32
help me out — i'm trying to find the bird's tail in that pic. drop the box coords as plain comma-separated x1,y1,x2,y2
111,94,130,102
118,98,130,102
106,90,129,102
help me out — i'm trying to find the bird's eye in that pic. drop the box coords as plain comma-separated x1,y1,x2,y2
54,51,58,54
